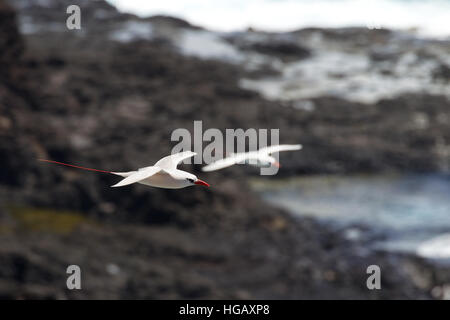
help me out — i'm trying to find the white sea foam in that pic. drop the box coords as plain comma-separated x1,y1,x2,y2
240,49,450,104
417,234,450,259
109,21,154,43
107,0,450,38
178,30,245,62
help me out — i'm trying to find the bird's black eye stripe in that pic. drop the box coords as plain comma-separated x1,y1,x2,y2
187,178,194,183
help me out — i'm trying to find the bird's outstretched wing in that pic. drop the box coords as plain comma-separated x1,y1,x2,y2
201,153,248,172
154,151,197,170
259,144,302,155
111,166,161,187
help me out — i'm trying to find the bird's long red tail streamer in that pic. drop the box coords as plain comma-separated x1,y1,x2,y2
37,159,111,174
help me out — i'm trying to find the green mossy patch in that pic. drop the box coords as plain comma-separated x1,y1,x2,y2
9,207,92,234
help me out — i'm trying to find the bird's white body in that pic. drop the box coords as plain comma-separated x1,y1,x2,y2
111,151,208,188
239,152,276,167
139,170,193,189
39,151,209,189
202,144,302,172
115,168,198,189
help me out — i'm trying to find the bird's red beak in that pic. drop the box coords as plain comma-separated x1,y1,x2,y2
195,179,210,187
273,161,281,168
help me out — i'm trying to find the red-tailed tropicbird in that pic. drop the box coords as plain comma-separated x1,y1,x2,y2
39,151,209,189
201,144,302,172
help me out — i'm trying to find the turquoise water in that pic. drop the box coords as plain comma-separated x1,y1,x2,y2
251,174,450,258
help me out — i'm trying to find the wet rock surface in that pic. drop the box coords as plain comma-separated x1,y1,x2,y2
1,0,450,299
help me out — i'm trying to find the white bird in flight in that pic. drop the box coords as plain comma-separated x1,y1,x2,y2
39,151,209,189
201,144,302,172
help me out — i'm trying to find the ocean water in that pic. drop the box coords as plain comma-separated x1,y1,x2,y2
251,174,450,260
107,0,450,38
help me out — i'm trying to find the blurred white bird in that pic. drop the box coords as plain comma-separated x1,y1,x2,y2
39,151,209,189
201,144,302,172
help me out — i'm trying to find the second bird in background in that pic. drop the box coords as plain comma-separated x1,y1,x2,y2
202,144,302,172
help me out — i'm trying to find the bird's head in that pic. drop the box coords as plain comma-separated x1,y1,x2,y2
184,173,210,187
266,156,281,168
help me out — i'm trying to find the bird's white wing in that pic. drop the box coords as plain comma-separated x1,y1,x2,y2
111,166,161,187
259,144,302,155
154,151,196,170
201,153,249,172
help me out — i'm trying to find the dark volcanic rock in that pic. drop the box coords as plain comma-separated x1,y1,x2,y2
244,40,310,62
147,15,202,30
433,63,450,82
0,0,24,80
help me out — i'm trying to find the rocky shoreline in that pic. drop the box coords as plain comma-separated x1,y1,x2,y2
1,0,450,299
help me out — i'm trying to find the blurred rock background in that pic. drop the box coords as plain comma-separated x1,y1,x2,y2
0,0,449,299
